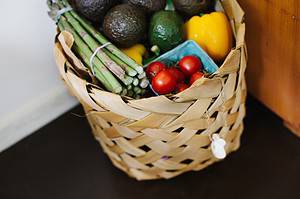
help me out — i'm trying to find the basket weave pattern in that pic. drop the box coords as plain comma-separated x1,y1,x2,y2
54,0,247,180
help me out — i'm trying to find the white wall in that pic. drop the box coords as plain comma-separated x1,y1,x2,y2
0,1,78,152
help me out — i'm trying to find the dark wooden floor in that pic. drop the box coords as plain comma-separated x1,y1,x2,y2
0,96,300,199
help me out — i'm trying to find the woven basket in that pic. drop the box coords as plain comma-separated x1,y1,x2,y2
53,0,247,180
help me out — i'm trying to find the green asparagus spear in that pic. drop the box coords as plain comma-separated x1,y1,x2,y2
61,0,144,75
59,17,122,93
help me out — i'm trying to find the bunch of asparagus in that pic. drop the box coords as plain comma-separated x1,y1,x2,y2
47,0,149,98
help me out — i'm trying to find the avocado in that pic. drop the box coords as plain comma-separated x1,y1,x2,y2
173,0,214,17
103,4,147,47
74,0,119,23
127,0,166,13
68,0,75,7
149,11,184,52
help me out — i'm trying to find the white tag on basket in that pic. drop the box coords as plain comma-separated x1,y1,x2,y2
211,134,227,159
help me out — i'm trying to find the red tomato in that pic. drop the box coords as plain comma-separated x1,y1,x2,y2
190,71,204,85
167,68,185,83
146,61,166,80
152,70,177,95
179,55,202,76
176,83,189,93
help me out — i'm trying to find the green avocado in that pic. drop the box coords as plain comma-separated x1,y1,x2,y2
149,11,184,52
103,4,147,47
173,0,214,17
127,0,166,13
73,0,119,23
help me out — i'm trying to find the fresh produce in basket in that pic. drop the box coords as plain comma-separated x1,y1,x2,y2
176,82,189,92
73,0,118,23
127,0,166,13
167,67,185,83
173,0,214,17
149,11,184,52
178,55,202,76
189,71,204,85
152,70,177,95
185,12,233,62
149,55,205,95
103,4,147,47
48,0,148,98
150,40,219,74
121,44,147,65
48,0,234,99
146,61,166,80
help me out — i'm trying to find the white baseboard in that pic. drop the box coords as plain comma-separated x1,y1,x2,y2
0,86,78,153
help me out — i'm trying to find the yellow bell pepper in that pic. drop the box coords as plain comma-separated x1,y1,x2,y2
185,12,233,62
121,44,147,65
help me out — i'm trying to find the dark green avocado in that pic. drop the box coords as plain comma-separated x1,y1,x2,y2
149,11,184,52
103,4,147,47
173,0,214,17
74,0,119,23
127,0,166,12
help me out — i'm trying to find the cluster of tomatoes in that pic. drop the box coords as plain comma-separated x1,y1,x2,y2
146,55,204,95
